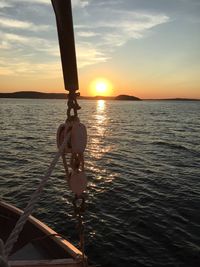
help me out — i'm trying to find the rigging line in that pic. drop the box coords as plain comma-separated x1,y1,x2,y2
4,131,71,259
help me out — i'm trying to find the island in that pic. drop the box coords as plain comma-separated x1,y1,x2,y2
115,94,141,101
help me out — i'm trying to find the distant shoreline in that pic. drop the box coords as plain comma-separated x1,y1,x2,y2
0,91,141,101
0,91,199,101
144,98,200,101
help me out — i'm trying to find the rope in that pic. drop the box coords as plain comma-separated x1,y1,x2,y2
62,154,70,179
4,131,71,259
0,239,9,267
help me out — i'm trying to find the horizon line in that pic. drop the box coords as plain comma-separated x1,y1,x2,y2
0,90,199,100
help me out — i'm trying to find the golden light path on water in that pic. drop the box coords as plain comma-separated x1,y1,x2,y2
97,99,105,111
90,100,107,159
87,100,115,193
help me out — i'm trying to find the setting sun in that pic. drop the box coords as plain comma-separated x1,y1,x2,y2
96,82,107,94
89,78,113,96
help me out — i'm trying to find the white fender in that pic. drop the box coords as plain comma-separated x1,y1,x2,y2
69,171,87,196
71,122,87,153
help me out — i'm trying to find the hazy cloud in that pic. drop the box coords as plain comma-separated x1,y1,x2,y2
0,17,50,31
0,1,13,9
1,32,58,56
75,9,170,63
72,0,89,8
4,0,50,5
77,31,99,37
0,0,170,76
77,42,110,67
3,0,89,7
0,57,61,78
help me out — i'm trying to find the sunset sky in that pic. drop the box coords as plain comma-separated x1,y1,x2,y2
0,0,200,99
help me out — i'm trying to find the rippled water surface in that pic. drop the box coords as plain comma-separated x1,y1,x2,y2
0,99,200,267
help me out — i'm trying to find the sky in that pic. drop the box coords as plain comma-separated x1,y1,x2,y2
0,0,200,99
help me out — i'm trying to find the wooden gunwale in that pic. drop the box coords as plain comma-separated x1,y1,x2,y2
0,201,85,267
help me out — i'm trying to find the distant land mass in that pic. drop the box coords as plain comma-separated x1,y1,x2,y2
0,91,67,99
0,91,199,101
150,98,200,101
115,94,141,100
0,91,141,101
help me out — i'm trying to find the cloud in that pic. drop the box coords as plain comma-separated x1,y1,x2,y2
31,0,50,4
1,32,59,56
0,17,50,31
2,0,89,7
0,18,31,29
4,0,50,5
72,0,89,8
0,0,170,77
91,0,123,6
99,12,170,42
77,42,110,67
77,31,99,37
0,1,13,8
0,57,61,78
75,9,170,61
0,29,107,76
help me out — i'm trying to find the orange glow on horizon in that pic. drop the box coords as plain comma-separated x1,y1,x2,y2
0,75,199,99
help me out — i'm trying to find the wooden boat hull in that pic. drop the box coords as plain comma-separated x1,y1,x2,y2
0,201,85,267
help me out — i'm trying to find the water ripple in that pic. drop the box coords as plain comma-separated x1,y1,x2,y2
0,99,200,266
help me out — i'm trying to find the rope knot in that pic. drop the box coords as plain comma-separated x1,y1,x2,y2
67,90,81,118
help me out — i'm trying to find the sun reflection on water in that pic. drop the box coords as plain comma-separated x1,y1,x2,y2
97,99,105,112
87,100,115,195
91,100,108,150
87,100,116,193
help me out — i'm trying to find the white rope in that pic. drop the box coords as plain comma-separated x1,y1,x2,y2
4,132,70,259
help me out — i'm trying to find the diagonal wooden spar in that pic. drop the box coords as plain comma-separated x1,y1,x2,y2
51,0,79,91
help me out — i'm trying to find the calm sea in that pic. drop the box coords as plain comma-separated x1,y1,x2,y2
0,99,200,267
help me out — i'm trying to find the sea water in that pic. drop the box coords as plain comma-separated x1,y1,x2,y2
0,99,200,267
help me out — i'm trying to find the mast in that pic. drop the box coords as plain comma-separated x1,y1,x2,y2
52,3,87,263
51,0,79,91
